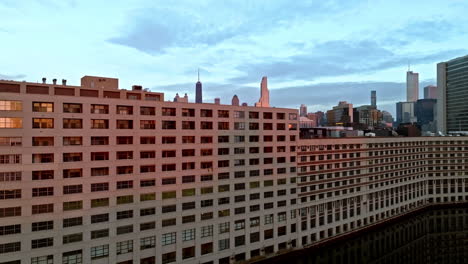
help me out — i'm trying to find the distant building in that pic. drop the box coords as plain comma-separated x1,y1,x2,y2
437,54,468,134
353,105,381,128
327,101,353,126
371,90,376,107
415,98,436,133
195,69,203,103
407,71,419,102
299,104,307,117
424,85,437,99
299,116,315,128
173,93,188,103
314,111,326,126
306,113,318,127
396,101,416,124
381,111,394,127
231,95,239,106
255,76,270,107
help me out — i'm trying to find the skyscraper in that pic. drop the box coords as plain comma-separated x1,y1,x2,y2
195,69,202,103
406,71,419,102
255,76,270,107
371,90,376,107
424,85,437,99
437,54,468,133
299,104,307,117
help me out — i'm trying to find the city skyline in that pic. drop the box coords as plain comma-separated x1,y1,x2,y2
1,0,468,115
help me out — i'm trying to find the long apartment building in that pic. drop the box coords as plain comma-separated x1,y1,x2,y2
1,76,468,264
0,76,299,264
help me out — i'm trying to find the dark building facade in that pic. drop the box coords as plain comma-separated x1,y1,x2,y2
415,99,436,133
437,54,468,133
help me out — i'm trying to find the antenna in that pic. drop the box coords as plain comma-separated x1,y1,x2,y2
198,68,200,82
408,61,410,71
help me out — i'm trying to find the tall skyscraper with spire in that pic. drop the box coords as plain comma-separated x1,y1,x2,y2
371,90,376,107
406,70,419,102
255,76,270,107
195,69,202,103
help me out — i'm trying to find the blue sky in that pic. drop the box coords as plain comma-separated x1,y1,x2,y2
1,0,467,115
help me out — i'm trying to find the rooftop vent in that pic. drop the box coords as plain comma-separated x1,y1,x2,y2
42,77,46,84
52,79,57,85
132,85,143,91
62,79,67,86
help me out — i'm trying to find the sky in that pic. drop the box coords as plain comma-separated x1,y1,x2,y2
1,0,468,116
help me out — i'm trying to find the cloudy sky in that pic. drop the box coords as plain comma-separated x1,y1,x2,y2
1,0,467,115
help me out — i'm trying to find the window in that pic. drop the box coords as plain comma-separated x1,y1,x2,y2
116,240,133,255
182,228,195,241
32,237,53,249
0,100,22,111
63,118,82,129
91,104,108,114
162,107,176,116
182,121,195,129
62,185,83,194
32,118,53,128
0,224,21,235
91,228,109,239
182,246,195,259
91,136,108,145
219,238,230,250
117,166,133,175
62,250,82,264
0,241,21,254
182,175,195,183
182,136,195,143
200,109,212,117
63,103,82,113
162,232,176,245
140,106,155,115
63,201,82,211
219,222,230,233
162,136,176,144
140,120,156,129
201,242,213,255
234,122,245,130
140,136,155,144
200,121,213,129
116,105,133,115
201,225,213,237
32,187,53,197
116,225,133,235
91,167,108,176
32,221,53,231
0,206,21,218
33,102,53,112
91,119,108,129
161,120,176,129
182,162,195,170
31,137,53,146
117,195,134,204
0,117,22,128
116,151,133,160
91,198,109,208
63,152,82,162
117,120,133,129
116,136,133,144
91,214,109,224
0,154,21,164
91,245,109,260
63,217,83,228
234,111,244,118
31,255,53,264
63,136,81,146
63,233,83,244
162,164,176,171
182,108,195,117
162,252,176,264
234,135,245,142
0,171,22,181
140,236,156,250
162,191,176,199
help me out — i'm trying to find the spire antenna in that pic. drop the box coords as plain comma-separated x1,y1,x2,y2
198,68,200,82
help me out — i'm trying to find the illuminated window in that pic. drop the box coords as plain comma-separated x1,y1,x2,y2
0,117,22,128
0,100,22,111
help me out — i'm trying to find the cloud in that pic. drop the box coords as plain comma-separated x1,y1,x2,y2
229,40,467,83
0,73,26,80
107,0,361,54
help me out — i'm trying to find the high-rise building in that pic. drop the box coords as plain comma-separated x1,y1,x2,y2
437,54,468,134
415,99,436,133
299,104,307,117
195,69,203,103
1,75,468,264
424,85,437,99
371,90,376,107
326,101,353,126
255,76,270,107
406,71,419,102
396,101,416,124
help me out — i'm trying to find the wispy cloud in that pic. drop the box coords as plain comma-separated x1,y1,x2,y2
0,73,26,80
